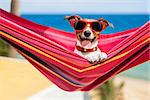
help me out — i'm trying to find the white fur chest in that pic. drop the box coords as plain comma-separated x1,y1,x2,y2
74,48,107,63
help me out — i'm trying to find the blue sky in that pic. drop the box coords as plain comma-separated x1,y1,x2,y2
0,0,149,14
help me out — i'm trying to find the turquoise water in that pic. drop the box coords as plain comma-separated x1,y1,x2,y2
22,14,149,33
120,62,149,81
21,14,149,80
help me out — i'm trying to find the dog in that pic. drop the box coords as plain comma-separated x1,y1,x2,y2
65,15,113,63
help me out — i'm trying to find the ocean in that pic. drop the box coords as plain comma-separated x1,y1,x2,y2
22,14,149,33
21,14,149,80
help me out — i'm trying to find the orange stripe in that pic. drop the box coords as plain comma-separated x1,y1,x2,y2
0,31,149,72
84,38,149,71
19,51,82,87
133,33,149,44
1,22,89,66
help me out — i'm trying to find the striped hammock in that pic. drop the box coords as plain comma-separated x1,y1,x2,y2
0,9,149,91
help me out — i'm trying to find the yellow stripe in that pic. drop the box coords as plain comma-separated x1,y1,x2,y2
86,38,149,71
1,23,87,66
20,51,82,87
133,33,149,44
0,31,149,72
0,31,82,71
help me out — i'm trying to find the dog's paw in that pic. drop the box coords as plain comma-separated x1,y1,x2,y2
85,51,107,64
89,60,99,64
87,56,100,64
100,52,107,60
89,61,97,64
87,58,96,63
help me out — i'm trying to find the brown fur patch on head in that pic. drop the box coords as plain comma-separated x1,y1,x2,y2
94,32,100,38
64,15,82,27
98,18,114,30
76,32,82,40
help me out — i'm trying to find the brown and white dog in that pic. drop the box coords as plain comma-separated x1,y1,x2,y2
65,15,113,63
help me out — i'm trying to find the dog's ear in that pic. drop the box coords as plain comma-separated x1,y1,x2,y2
98,18,114,30
64,15,81,27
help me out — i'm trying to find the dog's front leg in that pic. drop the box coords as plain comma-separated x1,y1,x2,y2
85,51,101,63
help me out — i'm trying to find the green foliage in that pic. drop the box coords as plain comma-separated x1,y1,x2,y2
100,79,116,100
0,39,9,56
93,79,124,100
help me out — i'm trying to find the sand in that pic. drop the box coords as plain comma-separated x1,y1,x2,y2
0,57,149,100
116,77,150,100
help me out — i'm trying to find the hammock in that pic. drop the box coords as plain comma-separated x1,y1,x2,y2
0,9,149,91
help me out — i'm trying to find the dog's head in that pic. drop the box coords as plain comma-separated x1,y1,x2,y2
65,15,113,48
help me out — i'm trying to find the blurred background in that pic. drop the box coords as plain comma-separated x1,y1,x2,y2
0,0,149,100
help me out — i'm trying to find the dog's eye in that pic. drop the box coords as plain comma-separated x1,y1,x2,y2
91,22,102,31
74,21,86,30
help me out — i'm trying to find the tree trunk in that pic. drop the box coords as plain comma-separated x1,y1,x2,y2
11,0,20,15
9,0,20,57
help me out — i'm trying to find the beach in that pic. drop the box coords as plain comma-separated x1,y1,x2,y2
0,57,149,100
116,77,150,100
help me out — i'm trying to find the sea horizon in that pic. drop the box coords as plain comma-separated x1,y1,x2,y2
22,14,149,33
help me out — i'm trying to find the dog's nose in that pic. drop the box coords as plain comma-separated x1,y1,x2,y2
84,30,91,37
